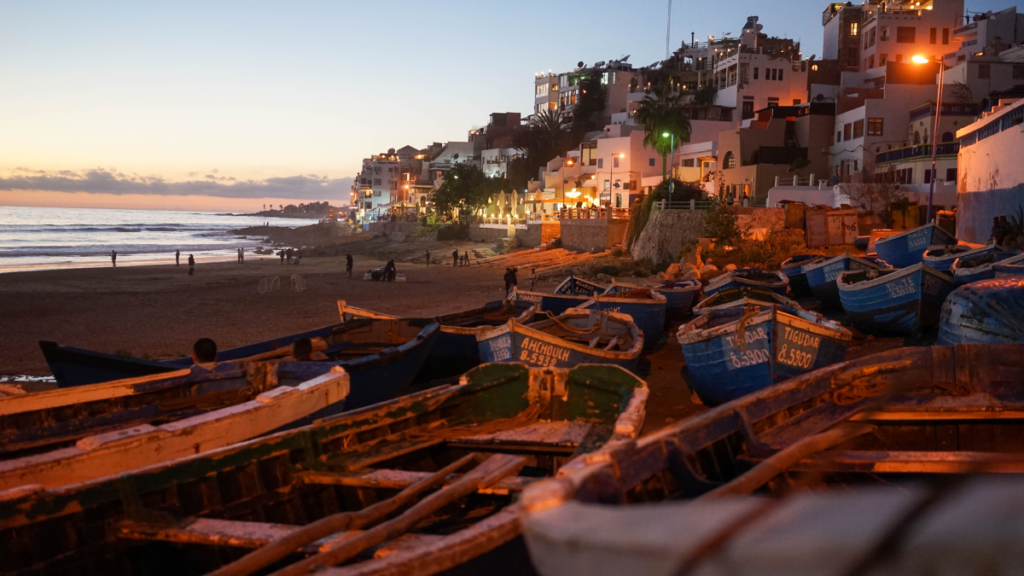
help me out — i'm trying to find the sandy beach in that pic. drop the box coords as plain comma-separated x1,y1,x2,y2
0,247,521,377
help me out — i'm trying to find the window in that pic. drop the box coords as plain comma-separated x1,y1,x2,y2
373,178,381,185
770,68,776,80
924,168,933,184
1014,64,1024,80
767,97,779,108
753,67,759,80
597,158,604,169
793,99,801,105
742,101,754,119
603,180,610,191
374,190,381,197
979,64,991,79
850,22,858,36
879,54,888,66
942,131,954,142
868,118,884,135
779,69,784,81
613,156,620,169
868,55,875,69
723,151,736,169
837,130,843,143
649,158,656,167
683,159,695,167
853,119,865,138
869,27,876,47
930,28,937,44
844,123,852,140
895,54,903,63
536,84,548,96
896,27,915,43
942,28,949,44
946,168,957,182
880,27,889,41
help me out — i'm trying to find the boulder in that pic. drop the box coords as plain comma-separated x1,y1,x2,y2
680,267,701,281
724,263,738,272
664,263,681,278
701,264,719,276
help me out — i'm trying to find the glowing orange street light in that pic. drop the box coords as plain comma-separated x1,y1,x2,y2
912,54,944,222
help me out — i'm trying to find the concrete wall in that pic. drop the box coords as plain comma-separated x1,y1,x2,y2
957,106,1024,242
469,223,514,243
367,220,420,241
630,210,706,263
518,222,561,248
561,219,628,253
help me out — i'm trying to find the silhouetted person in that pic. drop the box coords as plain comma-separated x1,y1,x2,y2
188,254,195,276
110,250,117,268
286,248,293,264
464,251,470,266
290,337,327,361
296,248,302,265
503,267,518,298
991,217,1002,245
192,337,217,364
452,249,458,266
279,250,285,264
175,250,180,266
384,259,397,282
346,254,354,278
528,267,539,291
425,250,430,267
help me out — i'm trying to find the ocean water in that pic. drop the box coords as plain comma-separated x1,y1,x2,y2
0,206,315,273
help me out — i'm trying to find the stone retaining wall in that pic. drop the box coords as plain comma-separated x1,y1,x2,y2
561,219,628,252
630,210,705,263
367,221,421,241
518,222,561,248
469,223,514,243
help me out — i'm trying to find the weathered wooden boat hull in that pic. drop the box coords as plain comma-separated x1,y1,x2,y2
554,275,608,296
781,254,824,297
477,310,642,370
873,223,956,269
950,248,1022,285
839,264,955,334
692,287,801,315
802,253,889,309
580,291,668,348
0,363,647,576
607,280,701,321
678,305,851,406
704,269,789,298
40,319,439,411
514,289,592,315
995,263,1024,277
519,344,1024,576
938,278,1024,345
0,362,349,491
923,243,988,272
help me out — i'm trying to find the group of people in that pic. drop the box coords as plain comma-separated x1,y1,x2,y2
452,249,471,267
236,248,245,263
173,250,196,275
278,248,302,265
190,335,326,365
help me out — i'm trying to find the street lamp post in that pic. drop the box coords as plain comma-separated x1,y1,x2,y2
663,132,676,206
913,54,946,223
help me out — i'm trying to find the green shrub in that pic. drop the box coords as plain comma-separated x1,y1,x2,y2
702,201,741,246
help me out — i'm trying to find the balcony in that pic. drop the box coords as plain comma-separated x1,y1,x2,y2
953,22,977,36
875,143,959,164
752,146,808,166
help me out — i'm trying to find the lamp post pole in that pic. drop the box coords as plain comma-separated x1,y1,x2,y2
664,132,676,206
926,61,945,224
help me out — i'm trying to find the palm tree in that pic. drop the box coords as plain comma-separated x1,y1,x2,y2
634,80,692,181
511,109,572,184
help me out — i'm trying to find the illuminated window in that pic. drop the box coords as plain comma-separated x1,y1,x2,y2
867,118,884,135
850,22,858,36
723,151,736,169
811,64,818,71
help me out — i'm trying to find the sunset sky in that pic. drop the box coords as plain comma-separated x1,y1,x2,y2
1,0,1008,211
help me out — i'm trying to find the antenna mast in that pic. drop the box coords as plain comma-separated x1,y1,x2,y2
666,0,672,59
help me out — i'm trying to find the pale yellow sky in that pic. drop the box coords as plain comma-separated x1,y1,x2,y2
0,190,328,212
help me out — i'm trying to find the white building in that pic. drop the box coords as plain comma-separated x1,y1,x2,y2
351,152,401,222
479,147,520,179
956,97,1024,242
944,7,1024,102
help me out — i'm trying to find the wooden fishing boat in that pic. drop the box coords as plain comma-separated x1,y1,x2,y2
606,279,701,321
780,254,824,297
995,262,1024,277
938,277,1024,345
40,318,439,410
922,243,986,272
801,253,890,309
579,289,667,348
520,344,1024,576
476,309,642,370
0,362,348,491
338,300,536,382
873,222,956,268
838,263,955,335
513,289,591,316
0,363,647,576
554,273,608,296
677,304,851,406
951,249,1024,285
704,268,789,298
692,286,801,316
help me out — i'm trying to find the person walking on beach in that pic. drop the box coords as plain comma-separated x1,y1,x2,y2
384,259,397,282
346,254,354,278
464,250,470,267
528,267,539,291
175,250,180,267
425,250,430,267
452,249,459,267
110,250,117,268
503,267,518,299
188,254,195,276
286,248,293,264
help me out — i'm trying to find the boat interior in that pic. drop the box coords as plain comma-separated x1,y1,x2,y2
316,318,428,361
527,311,638,352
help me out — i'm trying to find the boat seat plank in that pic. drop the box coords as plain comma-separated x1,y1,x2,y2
453,421,592,446
297,468,535,493
114,518,350,554
751,450,1024,474
756,403,856,451
603,336,621,351
588,336,601,348
329,438,446,472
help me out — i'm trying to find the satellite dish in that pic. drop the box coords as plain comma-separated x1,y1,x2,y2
815,94,825,102
614,182,622,189
578,61,585,68
453,153,460,160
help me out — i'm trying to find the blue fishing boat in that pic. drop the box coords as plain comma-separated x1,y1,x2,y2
938,278,1024,345
606,278,702,320
838,263,956,335
922,243,986,272
554,273,608,296
677,304,851,406
781,254,824,297
873,223,957,268
996,263,1024,277
704,268,789,298
579,289,668,347
513,288,592,315
339,300,536,381
952,249,1024,284
802,253,890,309
692,286,801,315
476,309,642,369
39,317,439,410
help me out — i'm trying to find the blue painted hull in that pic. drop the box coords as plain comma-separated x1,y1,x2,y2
996,264,1024,277
692,287,801,315
581,294,667,348
922,244,983,272
478,330,640,370
679,307,850,406
839,264,955,335
704,269,789,298
804,254,889,309
874,224,956,269
781,255,824,298
951,250,1022,285
938,278,1024,345
607,280,701,321
554,275,608,296
514,290,591,315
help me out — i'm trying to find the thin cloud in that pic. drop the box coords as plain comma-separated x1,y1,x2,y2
0,168,353,200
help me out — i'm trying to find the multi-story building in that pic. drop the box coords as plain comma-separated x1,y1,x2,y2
823,3,865,72
469,112,521,156
351,151,401,222
428,141,475,190
871,100,979,185
955,96,1024,242
945,7,1024,102
532,60,640,126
